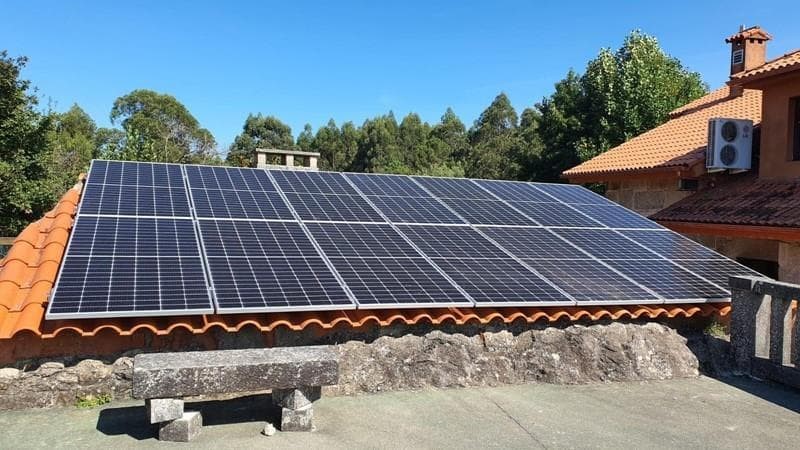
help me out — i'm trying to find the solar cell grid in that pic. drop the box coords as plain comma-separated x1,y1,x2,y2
412,176,496,200
270,170,357,195
570,204,662,229
473,180,557,203
508,201,604,227
673,259,763,288
89,160,185,188
524,259,659,303
185,165,276,191
397,225,509,259
327,257,470,307
80,184,191,217
605,259,729,300
441,198,534,226
69,216,200,257
532,183,614,205
199,220,317,258
555,229,661,259
345,173,430,197
306,223,420,258
482,227,588,259
619,230,725,259
285,192,384,222
191,189,293,220
432,258,572,305
368,196,466,224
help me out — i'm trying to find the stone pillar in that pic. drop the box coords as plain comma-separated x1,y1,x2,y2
730,286,768,372
255,152,266,168
284,154,295,167
272,386,321,431
309,156,318,169
769,296,793,365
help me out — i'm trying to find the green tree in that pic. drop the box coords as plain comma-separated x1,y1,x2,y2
227,114,294,167
354,113,401,173
47,104,97,191
313,119,344,170
429,107,469,162
0,51,55,235
467,93,520,179
398,113,432,171
109,89,215,163
296,123,314,151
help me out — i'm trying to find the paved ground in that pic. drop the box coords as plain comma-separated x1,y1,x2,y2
1,376,798,449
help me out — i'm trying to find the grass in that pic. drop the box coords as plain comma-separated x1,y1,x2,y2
704,320,728,338
75,393,112,409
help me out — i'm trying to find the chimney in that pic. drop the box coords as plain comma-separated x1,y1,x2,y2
253,148,320,171
726,25,771,76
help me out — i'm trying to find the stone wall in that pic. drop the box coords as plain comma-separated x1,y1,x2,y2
0,322,728,410
605,177,695,217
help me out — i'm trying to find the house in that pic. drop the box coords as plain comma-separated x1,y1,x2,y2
564,26,800,282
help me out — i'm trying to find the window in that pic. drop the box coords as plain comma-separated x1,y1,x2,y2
793,97,800,161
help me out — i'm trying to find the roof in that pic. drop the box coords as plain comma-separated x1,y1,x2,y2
651,174,800,227
725,26,772,43
0,177,730,343
563,87,762,180
730,49,800,84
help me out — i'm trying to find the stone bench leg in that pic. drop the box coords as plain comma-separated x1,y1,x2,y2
146,398,202,442
272,386,321,432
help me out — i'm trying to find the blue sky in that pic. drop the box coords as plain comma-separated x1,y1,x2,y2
3,1,799,150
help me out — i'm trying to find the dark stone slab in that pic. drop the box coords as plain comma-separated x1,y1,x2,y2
132,346,338,399
159,411,202,442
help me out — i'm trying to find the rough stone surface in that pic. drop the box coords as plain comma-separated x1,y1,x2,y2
280,404,314,431
159,411,202,442
262,422,277,436
327,322,700,395
133,346,338,399
146,398,184,424
272,386,321,409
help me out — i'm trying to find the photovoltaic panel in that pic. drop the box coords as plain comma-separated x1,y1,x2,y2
570,204,662,229
554,229,660,259
604,259,729,300
191,189,293,220
270,170,358,195
473,180,557,203
432,258,572,306
284,192,384,222
531,183,615,205
397,225,510,259
441,198,533,226
199,220,319,258
412,176,496,200
185,165,276,191
80,184,191,217
68,216,201,257
672,259,763,288
368,196,466,224
508,201,604,227
481,227,588,259
327,257,471,307
619,230,726,259
306,223,421,258
345,173,430,197
524,259,660,303
89,160,184,188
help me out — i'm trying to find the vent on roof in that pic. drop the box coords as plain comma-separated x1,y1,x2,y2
731,49,744,65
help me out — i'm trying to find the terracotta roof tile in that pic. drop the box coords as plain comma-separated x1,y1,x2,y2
725,26,772,43
0,176,732,344
731,49,800,83
563,87,762,179
651,174,800,227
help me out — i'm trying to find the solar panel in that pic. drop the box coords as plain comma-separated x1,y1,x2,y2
570,204,662,229
368,196,466,224
619,230,726,259
271,170,357,195
525,259,660,303
191,189,293,220
284,192,384,222
306,223,421,258
672,259,763,288
508,201,604,227
604,260,729,300
473,180,556,203
441,198,533,226
80,184,192,217
346,173,429,197
555,229,660,259
185,165,276,191
531,183,615,205
89,160,184,188
481,227,588,259
397,225,510,259
199,220,319,258
432,258,572,306
412,176,496,199
47,216,213,319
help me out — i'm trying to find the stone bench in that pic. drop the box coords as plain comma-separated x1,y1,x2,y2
132,346,338,442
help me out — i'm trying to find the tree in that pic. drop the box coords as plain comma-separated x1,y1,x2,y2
312,119,344,170
398,113,431,171
429,107,469,162
296,123,314,151
47,104,97,191
467,93,520,179
227,114,294,167
0,51,55,235
354,113,401,173
109,89,215,163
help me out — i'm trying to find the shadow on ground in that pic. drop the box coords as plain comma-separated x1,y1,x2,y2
96,394,280,440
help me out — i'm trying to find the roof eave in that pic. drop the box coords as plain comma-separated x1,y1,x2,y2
656,220,800,242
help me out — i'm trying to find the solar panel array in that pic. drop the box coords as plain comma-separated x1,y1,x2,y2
47,160,763,320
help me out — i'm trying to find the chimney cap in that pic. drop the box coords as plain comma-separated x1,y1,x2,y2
726,25,772,43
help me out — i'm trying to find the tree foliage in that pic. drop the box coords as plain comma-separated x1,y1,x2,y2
227,114,294,167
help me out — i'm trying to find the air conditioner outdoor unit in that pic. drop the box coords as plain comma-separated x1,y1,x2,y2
706,118,753,173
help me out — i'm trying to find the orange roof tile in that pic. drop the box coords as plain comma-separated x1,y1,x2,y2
730,49,800,83
725,26,772,43
563,87,762,180
0,177,731,345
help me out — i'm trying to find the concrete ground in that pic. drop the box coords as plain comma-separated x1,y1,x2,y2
0,376,798,449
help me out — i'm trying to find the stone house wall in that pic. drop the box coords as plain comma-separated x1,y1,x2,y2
604,177,696,217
